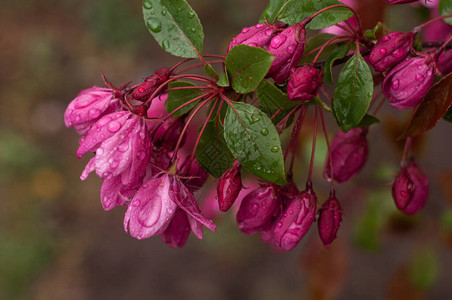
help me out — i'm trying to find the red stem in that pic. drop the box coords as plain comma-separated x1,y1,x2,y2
319,107,334,192
286,106,308,180
307,105,319,185
190,98,219,162
414,14,452,32
401,137,412,167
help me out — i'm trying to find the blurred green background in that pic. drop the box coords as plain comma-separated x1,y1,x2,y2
1,0,451,299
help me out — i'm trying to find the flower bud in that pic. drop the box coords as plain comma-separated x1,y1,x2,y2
274,187,317,251
217,160,242,212
227,23,284,52
387,0,417,4
236,185,281,235
287,65,322,101
382,56,436,110
369,32,414,72
132,69,169,101
267,23,306,83
317,193,342,248
392,160,429,215
324,128,368,183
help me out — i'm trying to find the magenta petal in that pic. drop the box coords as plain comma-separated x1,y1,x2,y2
100,175,137,211
76,111,130,158
187,215,204,240
169,176,216,232
161,208,191,248
124,174,177,239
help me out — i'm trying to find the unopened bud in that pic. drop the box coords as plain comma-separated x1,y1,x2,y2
287,65,322,101
228,23,284,52
317,193,342,248
392,160,429,215
132,69,169,100
217,160,242,212
369,32,414,72
273,187,316,251
382,55,436,110
267,23,306,83
324,128,368,183
236,185,281,235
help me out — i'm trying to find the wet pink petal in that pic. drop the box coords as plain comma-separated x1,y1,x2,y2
100,175,137,211
161,208,191,248
124,174,178,239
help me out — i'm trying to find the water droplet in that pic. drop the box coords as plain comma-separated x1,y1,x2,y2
161,9,167,16
270,35,287,49
118,142,129,152
417,64,425,71
242,27,250,33
107,121,121,133
382,35,390,42
143,0,152,10
391,48,404,58
256,23,264,28
88,108,101,118
110,159,119,169
260,128,269,136
277,222,282,228
379,48,387,55
147,18,162,33
391,79,399,90
188,11,195,18
265,29,273,36
271,146,279,153
287,44,296,54
252,204,259,210
97,148,104,155
191,27,196,33
415,73,425,82
400,191,408,198
162,40,170,50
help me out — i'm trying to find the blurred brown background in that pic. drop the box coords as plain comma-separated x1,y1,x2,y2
1,0,451,299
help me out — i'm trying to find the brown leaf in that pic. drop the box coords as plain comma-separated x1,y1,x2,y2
399,74,452,139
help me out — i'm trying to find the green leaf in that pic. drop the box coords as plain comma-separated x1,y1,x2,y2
165,81,203,117
204,64,219,80
259,0,287,23
224,103,286,185
357,114,379,128
217,72,230,87
439,0,452,25
196,121,234,178
410,250,438,290
333,52,373,131
323,44,350,84
142,0,204,58
444,106,452,122
363,21,386,40
278,0,353,30
300,33,337,64
257,80,300,110
225,45,274,94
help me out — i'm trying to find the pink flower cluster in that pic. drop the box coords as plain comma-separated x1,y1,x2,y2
65,83,215,248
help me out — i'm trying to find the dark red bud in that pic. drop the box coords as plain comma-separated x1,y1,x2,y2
227,23,285,52
317,193,342,248
217,160,242,212
324,128,368,183
392,160,429,215
369,32,414,72
236,185,281,235
287,65,322,101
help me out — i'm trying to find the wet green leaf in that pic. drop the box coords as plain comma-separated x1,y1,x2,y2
257,80,299,110
224,103,285,185
439,0,452,25
259,0,288,23
323,44,350,84
278,0,353,30
217,72,230,87
165,81,203,117
142,0,204,58
196,121,234,178
225,45,274,94
333,52,373,131
204,64,219,80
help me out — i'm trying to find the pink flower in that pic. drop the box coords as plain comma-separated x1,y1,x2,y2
77,111,151,186
64,86,119,135
100,175,138,211
124,173,216,240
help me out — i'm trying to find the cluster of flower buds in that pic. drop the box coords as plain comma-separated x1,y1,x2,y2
65,72,216,248
228,22,306,83
392,159,429,215
324,128,369,183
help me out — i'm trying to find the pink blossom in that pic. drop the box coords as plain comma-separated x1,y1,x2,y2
64,86,119,135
